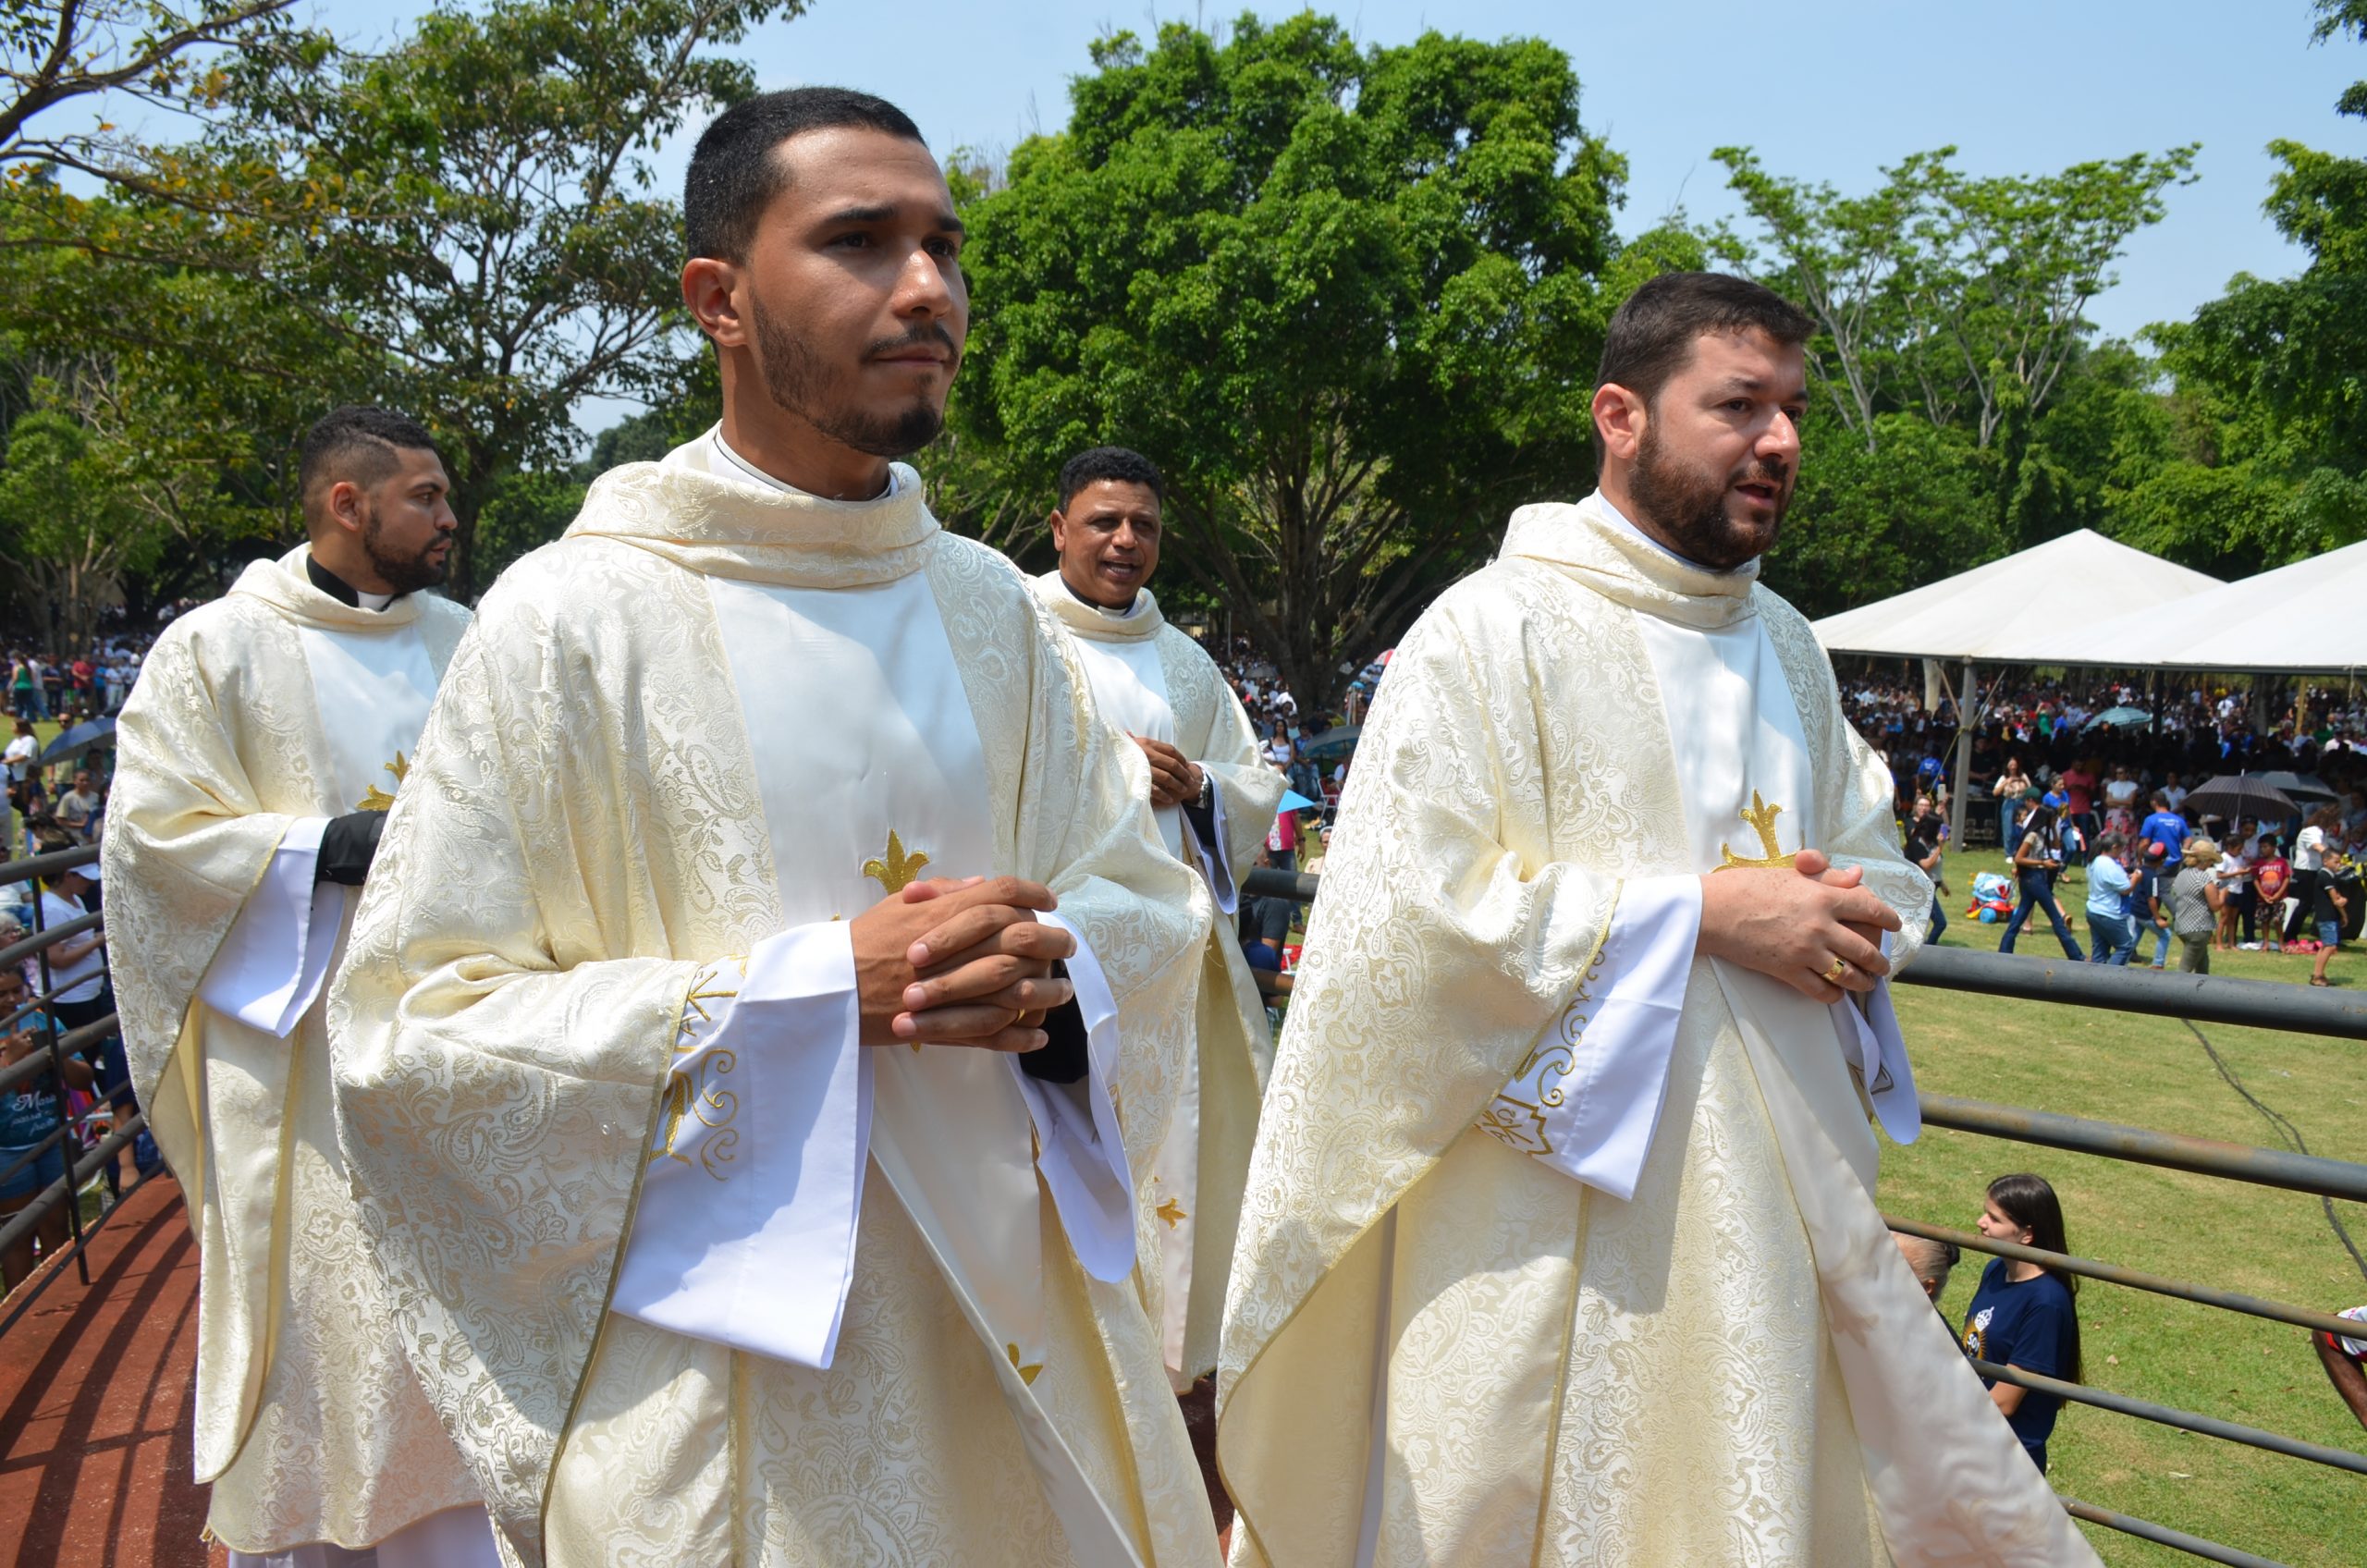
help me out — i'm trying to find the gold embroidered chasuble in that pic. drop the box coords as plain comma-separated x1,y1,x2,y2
1031,575,1284,1384
102,547,480,1552
1216,497,2100,1568
328,438,1218,1567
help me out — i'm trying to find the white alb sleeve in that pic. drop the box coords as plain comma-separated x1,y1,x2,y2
197,815,343,1037
1496,873,1700,1202
1830,931,1919,1144
1179,779,1239,915
1007,910,1136,1283
610,920,872,1370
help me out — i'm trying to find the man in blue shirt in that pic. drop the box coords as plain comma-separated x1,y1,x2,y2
2139,790,2190,862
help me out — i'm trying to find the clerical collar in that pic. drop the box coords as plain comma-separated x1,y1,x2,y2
711,429,900,503
1059,572,1141,619
306,553,398,613
1594,492,1738,574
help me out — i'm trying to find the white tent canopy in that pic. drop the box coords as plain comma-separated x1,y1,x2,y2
1809,529,2225,662
2009,536,2367,673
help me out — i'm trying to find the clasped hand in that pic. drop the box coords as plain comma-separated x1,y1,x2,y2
1130,734,1203,809
1697,849,1903,1003
848,876,1075,1052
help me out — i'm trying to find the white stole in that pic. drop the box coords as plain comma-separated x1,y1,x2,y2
198,618,441,1036
296,621,439,810
1633,610,1919,1156
1067,633,1186,858
616,566,1147,1562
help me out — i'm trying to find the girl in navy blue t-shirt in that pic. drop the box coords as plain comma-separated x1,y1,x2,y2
1961,1172,2082,1472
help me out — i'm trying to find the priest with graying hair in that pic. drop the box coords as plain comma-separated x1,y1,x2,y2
329,88,1218,1567
1217,273,2101,1568
104,406,499,1565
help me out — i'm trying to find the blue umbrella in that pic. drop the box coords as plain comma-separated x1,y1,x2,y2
1276,790,1318,815
38,717,115,767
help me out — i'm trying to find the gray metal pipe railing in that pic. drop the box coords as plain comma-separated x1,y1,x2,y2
0,910,99,973
0,1114,156,1341
0,1011,115,1097
2060,1500,2292,1568
1919,1093,2367,1203
1969,1357,2367,1476
1883,1215,2366,1341
1901,945,2367,1039
0,842,98,885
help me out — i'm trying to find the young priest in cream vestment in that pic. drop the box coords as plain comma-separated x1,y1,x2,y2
1029,445,1283,1395
104,408,498,1566
1217,275,2101,1568
328,90,1219,1568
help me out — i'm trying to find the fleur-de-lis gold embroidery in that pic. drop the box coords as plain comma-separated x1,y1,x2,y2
1156,1196,1187,1229
1714,790,1798,871
862,830,931,895
651,964,745,1178
354,751,411,813
1006,1341,1043,1386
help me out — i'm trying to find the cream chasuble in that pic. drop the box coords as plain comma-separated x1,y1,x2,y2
1218,493,2098,1568
103,547,484,1556
329,433,1219,1568
1032,572,1282,1387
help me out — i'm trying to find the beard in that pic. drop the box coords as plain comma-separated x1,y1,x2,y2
750,292,951,459
361,499,448,594
1625,423,1791,571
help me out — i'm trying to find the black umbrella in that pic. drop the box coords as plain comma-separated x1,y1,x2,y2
36,717,115,768
2179,774,2298,825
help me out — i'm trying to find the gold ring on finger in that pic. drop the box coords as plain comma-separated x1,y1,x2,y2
1821,957,1850,985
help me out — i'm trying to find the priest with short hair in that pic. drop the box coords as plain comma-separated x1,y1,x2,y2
105,405,499,1565
1028,444,1284,1476
1217,273,2100,1567
329,88,1218,1567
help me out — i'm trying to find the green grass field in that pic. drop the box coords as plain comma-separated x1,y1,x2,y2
1891,844,2367,1565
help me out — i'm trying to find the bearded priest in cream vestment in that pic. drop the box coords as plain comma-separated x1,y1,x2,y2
329,426,1220,1568
103,410,496,1564
1028,447,1283,1390
1218,277,2099,1568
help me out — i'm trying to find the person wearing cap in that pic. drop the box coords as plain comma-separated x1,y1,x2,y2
1028,443,1284,1513
102,407,497,1565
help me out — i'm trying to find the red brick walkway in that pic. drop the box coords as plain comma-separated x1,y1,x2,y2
0,1178,214,1568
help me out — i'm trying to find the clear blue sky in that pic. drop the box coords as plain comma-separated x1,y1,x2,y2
294,0,2366,425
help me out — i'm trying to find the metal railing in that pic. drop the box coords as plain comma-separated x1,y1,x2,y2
1240,866,2367,1568
0,841,154,1340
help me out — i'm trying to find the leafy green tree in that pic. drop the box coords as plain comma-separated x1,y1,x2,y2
954,14,1683,712
2,0,300,174
1716,143,2194,457
0,406,176,645
1764,414,1996,618
2117,2,2367,574
27,0,808,596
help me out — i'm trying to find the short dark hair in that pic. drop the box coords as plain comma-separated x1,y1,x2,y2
298,406,441,505
1057,446,1164,509
684,87,927,264
1593,272,1815,443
